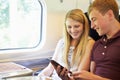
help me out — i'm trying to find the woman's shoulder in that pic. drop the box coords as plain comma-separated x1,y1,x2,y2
56,38,64,48
57,38,64,44
87,36,95,45
85,37,95,51
88,36,95,42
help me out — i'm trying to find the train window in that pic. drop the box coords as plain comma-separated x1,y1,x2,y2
0,0,46,50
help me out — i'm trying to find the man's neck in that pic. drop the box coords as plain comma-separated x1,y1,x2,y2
106,21,120,39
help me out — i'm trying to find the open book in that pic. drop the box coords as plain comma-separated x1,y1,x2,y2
0,62,33,78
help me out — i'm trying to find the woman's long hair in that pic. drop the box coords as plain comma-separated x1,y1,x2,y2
63,9,89,69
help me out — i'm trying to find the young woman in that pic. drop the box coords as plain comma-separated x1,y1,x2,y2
38,9,95,80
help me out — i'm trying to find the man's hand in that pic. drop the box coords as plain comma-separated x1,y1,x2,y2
71,70,110,80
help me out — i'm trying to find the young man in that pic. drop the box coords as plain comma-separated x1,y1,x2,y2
71,0,120,80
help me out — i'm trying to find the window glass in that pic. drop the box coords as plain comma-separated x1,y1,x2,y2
0,0,44,50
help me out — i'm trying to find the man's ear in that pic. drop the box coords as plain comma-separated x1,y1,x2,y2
106,10,114,20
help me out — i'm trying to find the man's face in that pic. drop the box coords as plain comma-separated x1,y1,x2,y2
89,9,109,36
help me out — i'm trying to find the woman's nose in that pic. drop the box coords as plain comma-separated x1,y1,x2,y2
71,27,76,32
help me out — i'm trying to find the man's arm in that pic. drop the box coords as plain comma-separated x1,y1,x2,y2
72,70,111,80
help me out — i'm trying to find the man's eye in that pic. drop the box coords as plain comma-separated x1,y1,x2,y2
92,18,96,22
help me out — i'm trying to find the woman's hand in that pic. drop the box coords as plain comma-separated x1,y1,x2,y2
56,65,72,80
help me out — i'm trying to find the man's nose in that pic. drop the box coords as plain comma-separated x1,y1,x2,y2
91,21,95,29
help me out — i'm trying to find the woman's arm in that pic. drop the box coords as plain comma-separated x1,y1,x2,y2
38,39,64,77
38,63,54,77
78,38,95,71
90,61,96,73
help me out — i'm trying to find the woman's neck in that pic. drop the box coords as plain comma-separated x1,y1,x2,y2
71,39,79,47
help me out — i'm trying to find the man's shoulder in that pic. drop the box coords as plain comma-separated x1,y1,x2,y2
93,38,102,47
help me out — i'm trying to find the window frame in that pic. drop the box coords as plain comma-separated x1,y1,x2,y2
0,0,47,51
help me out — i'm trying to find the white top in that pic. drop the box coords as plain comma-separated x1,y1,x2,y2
51,39,78,80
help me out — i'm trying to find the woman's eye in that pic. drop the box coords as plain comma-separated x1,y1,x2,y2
67,26,71,29
75,25,80,28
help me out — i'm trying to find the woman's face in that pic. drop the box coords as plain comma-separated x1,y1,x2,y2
65,18,84,40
